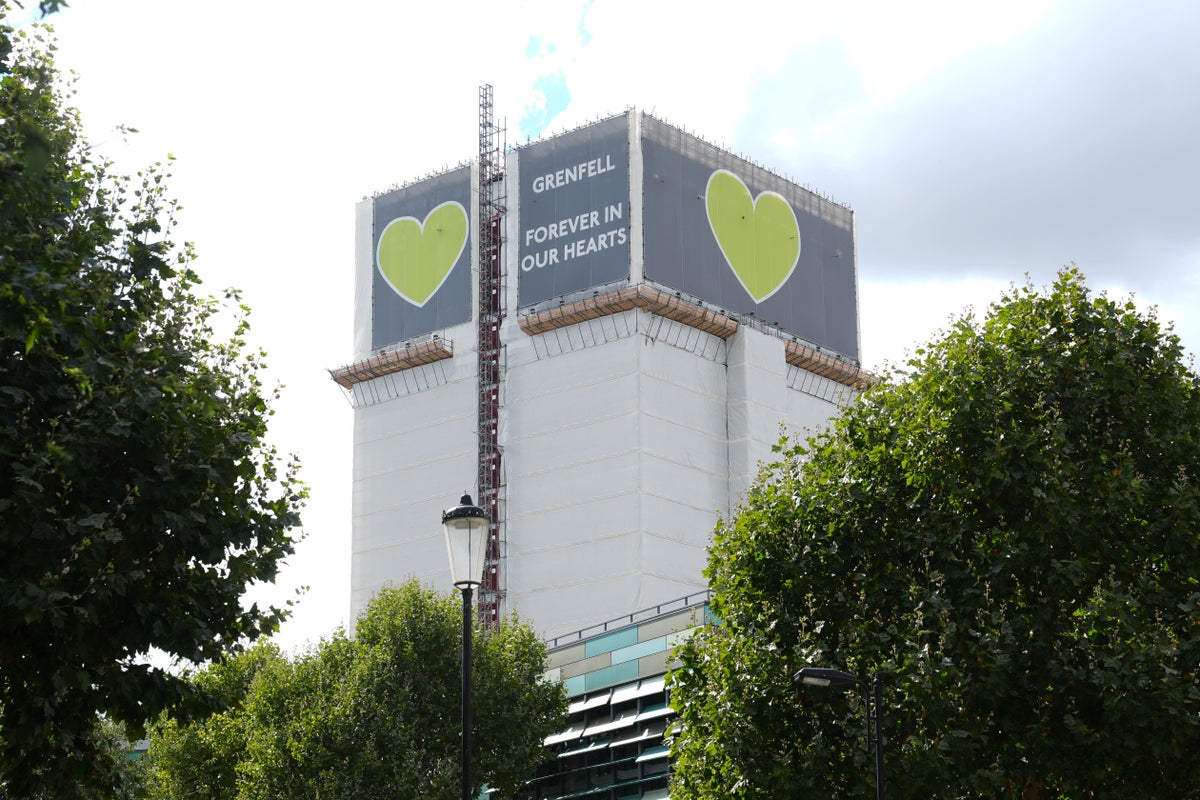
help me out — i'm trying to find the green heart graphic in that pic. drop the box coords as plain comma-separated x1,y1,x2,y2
376,201,468,307
705,169,800,302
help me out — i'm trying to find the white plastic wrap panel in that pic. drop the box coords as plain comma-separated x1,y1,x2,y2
505,370,639,434
727,327,788,496
726,437,767,505
641,313,728,363
528,313,643,362
352,496,466,562
785,363,854,406
347,362,452,407
352,448,477,520
638,494,720,547
504,310,640,371
507,490,640,558
351,374,476,445
724,402,793,453
639,373,727,443
352,479,477,554
353,198,373,361
639,331,728,387
518,571,647,643
640,454,729,515
508,529,642,602
639,412,727,482
352,413,476,484
504,333,640,404
349,586,381,625
507,449,642,523
349,557,451,627
639,337,726,406
506,413,639,483
351,534,446,599
638,530,709,589
784,383,843,441
726,328,787,411
506,375,639,456
501,147,523,323
503,349,640,479
636,575,715,620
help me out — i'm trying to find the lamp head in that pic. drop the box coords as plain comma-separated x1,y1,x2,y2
442,494,489,588
795,667,861,691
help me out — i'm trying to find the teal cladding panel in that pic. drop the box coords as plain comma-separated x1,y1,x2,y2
610,636,666,665
583,661,639,692
563,675,586,697
584,627,639,658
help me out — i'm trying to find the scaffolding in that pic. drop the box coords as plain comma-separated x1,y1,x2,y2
477,85,506,628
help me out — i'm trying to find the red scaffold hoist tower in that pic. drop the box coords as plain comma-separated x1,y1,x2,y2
476,84,506,628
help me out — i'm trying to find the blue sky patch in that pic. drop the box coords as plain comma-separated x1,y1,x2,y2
518,70,571,141
578,0,595,46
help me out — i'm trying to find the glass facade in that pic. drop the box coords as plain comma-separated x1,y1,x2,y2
524,596,710,800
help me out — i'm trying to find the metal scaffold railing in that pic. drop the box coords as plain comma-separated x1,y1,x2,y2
476,84,506,628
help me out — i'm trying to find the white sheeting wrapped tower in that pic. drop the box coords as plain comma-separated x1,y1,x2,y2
331,109,872,641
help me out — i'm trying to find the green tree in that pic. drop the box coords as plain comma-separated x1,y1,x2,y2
143,643,285,800
0,13,303,798
0,717,149,800
670,270,1200,799
147,581,566,800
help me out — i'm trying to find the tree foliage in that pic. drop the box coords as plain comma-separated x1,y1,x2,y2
0,717,148,800
1,12,303,797
670,270,1200,799
146,581,567,800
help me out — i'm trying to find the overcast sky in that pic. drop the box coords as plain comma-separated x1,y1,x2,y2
23,0,1199,651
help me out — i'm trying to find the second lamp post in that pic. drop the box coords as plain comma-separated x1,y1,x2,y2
795,667,885,800
443,494,490,800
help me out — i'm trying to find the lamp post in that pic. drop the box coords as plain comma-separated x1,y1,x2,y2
795,667,885,800
443,494,489,800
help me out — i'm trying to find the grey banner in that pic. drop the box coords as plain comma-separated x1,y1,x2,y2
641,116,859,360
518,114,631,307
371,166,472,348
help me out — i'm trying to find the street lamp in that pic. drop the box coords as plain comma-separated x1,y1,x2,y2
443,494,489,800
795,667,886,800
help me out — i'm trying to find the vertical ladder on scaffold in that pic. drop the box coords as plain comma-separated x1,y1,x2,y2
476,85,506,628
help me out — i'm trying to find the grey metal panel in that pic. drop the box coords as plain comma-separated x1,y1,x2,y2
639,114,859,360
559,651,615,680
371,166,472,348
545,642,587,670
636,607,703,643
638,651,674,679
517,114,632,307
822,213,859,357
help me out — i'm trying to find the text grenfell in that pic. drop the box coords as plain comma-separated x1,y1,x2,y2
530,155,617,194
